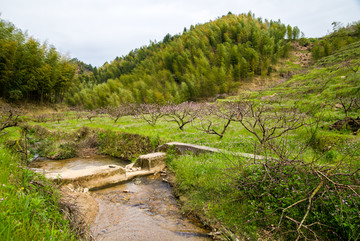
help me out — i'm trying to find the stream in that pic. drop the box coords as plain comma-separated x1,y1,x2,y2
30,155,212,241
29,155,130,173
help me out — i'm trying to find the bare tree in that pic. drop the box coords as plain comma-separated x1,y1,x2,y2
162,102,199,131
134,103,163,126
32,114,50,123
0,104,21,132
192,102,241,139
106,104,135,124
85,110,97,122
236,101,306,151
51,112,68,124
336,95,360,118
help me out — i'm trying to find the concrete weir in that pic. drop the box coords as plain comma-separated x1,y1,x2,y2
41,152,167,190
28,146,217,240
160,142,264,160
32,142,262,191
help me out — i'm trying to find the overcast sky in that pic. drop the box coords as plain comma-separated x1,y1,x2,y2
1,0,359,66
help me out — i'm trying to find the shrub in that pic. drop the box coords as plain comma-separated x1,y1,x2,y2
229,157,360,240
37,139,77,160
311,132,350,152
97,130,153,160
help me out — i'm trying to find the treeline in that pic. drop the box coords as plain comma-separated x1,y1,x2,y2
311,21,360,60
66,12,301,108
0,18,76,103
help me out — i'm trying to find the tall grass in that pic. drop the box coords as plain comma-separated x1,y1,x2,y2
0,128,77,241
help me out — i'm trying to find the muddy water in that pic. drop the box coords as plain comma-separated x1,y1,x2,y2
29,155,130,172
30,156,211,240
91,175,211,241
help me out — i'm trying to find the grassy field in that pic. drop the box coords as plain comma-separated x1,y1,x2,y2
1,40,359,240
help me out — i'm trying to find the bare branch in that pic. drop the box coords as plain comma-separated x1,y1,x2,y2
162,102,198,130
0,104,22,131
134,103,163,126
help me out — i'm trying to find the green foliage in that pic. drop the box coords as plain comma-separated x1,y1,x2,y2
167,143,360,240
67,13,298,108
311,131,350,152
97,130,153,160
37,139,77,160
0,130,77,240
311,21,360,60
232,158,360,240
0,18,76,103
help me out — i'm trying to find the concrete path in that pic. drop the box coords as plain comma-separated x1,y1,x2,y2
160,142,264,160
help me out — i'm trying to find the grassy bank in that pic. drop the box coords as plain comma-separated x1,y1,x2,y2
166,149,360,240
0,127,78,241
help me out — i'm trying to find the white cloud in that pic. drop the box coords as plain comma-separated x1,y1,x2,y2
1,0,359,66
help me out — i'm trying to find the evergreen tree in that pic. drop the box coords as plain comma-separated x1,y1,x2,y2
66,13,299,107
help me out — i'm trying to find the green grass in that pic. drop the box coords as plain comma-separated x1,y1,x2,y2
1,39,359,240
166,148,360,240
29,114,259,154
0,128,78,241
247,40,360,117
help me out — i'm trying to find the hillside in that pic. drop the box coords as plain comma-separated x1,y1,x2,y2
0,18,76,103
65,12,301,108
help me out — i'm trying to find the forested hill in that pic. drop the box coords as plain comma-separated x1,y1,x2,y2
0,18,76,103
66,13,301,108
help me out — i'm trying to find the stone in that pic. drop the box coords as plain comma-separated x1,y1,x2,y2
133,152,166,172
133,178,142,185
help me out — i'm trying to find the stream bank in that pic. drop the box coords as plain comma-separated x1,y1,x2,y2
91,174,210,241
29,152,212,241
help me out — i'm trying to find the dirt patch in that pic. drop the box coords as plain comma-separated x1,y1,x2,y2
329,117,360,134
291,42,312,67
60,184,99,240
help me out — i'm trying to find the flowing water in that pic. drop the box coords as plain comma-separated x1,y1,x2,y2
30,156,211,241
91,175,211,241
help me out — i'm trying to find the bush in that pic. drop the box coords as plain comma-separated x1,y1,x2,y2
311,132,350,152
230,158,360,240
166,139,360,240
98,130,153,160
37,139,77,160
